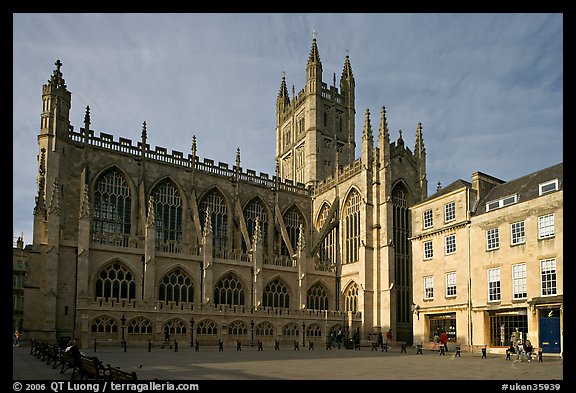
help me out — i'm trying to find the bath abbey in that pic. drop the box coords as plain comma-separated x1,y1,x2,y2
21,36,428,348
16,28,564,356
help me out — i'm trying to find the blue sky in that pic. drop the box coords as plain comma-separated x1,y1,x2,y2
13,13,563,245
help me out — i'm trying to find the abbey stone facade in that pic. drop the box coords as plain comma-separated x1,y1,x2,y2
23,37,427,348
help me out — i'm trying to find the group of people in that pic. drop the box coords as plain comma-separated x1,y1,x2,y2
433,329,449,352
326,327,393,350
510,330,534,362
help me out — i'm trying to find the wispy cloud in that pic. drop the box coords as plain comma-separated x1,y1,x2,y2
13,13,563,244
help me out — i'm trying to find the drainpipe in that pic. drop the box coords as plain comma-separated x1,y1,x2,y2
466,187,473,347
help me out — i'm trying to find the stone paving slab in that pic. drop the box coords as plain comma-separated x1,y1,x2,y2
13,344,564,382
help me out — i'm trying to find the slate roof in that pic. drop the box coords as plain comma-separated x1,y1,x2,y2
474,162,563,216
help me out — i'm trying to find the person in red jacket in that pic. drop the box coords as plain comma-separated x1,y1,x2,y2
440,330,448,352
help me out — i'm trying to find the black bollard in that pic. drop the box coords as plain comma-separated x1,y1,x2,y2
94,338,97,353
174,340,178,352
148,340,152,352
481,346,487,358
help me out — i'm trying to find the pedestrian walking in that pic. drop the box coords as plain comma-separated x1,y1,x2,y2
14,330,21,346
440,330,448,352
386,329,393,345
377,331,384,350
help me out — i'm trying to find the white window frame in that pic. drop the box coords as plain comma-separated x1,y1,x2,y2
424,276,434,299
538,214,555,239
445,234,456,255
423,240,433,260
539,179,558,196
512,263,527,300
444,201,455,223
423,209,433,229
486,194,518,212
540,258,557,297
488,268,501,302
446,272,456,297
511,221,525,245
486,228,500,250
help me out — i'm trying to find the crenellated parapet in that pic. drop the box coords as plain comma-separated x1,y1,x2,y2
67,127,310,196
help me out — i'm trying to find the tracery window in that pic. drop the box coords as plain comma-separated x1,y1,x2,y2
281,206,303,256
196,319,218,336
282,322,300,337
214,273,245,306
306,323,322,337
242,198,268,253
316,202,336,271
159,269,194,305
127,317,153,335
164,319,187,336
344,282,359,312
227,320,248,336
95,262,136,301
90,316,118,335
255,321,274,337
151,180,183,253
199,189,228,254
92,168,131,247
262,279,290,308
306,282,328,310
344,189,361,264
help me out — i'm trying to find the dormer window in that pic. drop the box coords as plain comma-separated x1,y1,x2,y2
539,179,559,196
486,194,517,212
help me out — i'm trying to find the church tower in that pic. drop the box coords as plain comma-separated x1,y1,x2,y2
275,32,356,187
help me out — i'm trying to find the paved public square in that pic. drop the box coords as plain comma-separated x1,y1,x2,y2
12,342,564,382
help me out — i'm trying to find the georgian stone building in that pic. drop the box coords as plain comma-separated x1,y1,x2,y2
410,163,563,354
23,37,427,348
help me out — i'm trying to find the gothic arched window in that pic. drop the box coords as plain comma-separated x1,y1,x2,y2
344,282,359,313
344,189,361,264
95,262,136,301
316,202,336,271
92,168,132,247
282,322,300,338
151,180,183,253
90,316,118,336
196,319,218,336
255,321,274,337
262,278,290,309
199,189,228,254
307,282,329,310
127,317,153,335
159,268,194,305
214,273,245,306
227,320,248,336
281,206,303,256
242,198,269,253
392,183,412,327
164,318,188,336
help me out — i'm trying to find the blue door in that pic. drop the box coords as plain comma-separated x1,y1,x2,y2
538,309,561,353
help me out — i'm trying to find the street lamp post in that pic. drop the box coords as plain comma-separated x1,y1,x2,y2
250,320,255,347
302,322,306,346
120,314,126,352
190,317,195,347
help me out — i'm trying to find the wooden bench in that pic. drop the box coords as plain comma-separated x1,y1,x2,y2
45,345,61,368
104,365,138,381
77,356,106,380
59,351,77,378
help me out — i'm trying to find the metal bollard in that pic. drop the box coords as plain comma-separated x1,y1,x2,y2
481,346,487,358
174,340,178,352
148,340,152,352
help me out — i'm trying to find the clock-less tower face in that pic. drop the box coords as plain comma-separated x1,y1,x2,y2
275,38,356,187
